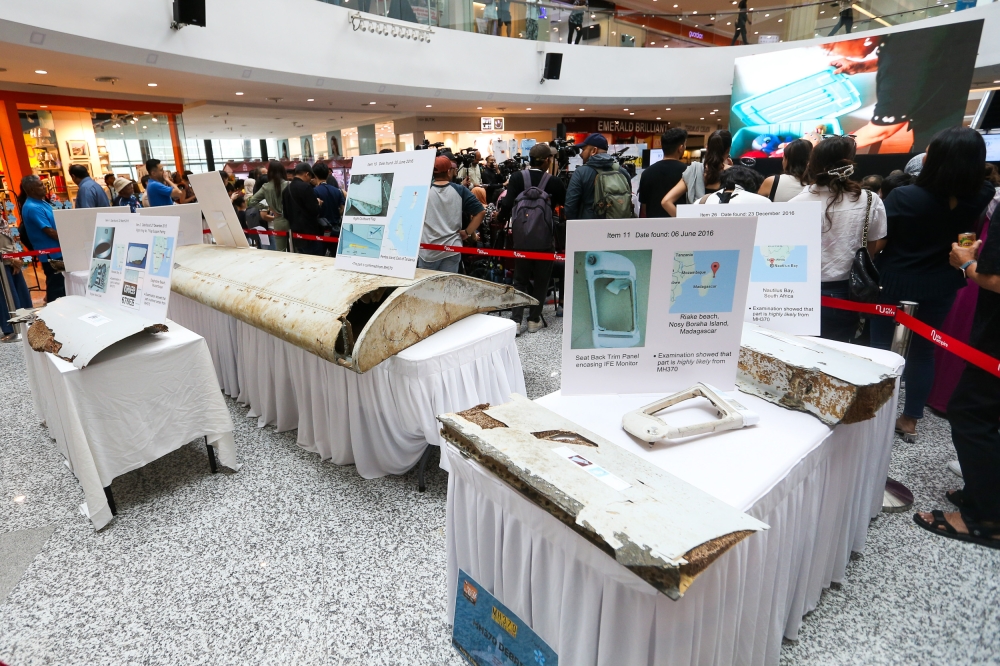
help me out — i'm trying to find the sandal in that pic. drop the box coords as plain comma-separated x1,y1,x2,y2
946,489,970,510
913,510,1000,550
894,424,917,443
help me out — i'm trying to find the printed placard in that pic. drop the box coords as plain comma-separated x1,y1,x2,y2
561,216,757,395
335,150,436,279
453,570,557,666
677,201,822,335
85,213,178,324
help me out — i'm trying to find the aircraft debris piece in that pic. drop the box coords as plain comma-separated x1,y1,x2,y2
170,245,534,372
23,295,167,369
623,383,759,444
737,323,899,425
439,395,768,600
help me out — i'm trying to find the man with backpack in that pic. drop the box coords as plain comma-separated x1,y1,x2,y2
564,133,633,220
500,143,566,334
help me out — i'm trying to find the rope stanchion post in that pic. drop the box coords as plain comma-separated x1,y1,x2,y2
889,301,918,358
883,299,918,514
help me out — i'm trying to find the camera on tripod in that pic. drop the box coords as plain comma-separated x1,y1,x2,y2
550,137,582,171
453,147,479,169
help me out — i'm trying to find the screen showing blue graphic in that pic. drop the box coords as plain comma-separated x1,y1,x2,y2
453,570,557,666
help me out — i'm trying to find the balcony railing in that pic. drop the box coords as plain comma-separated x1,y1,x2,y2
319,0,993,48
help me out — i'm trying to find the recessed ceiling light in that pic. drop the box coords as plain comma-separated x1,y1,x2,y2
369,101,376,105
765,13,769,16
579,108,585,111
665,108,671,111
152,117,158,122
426,104,432,108
778,18,782,22
700,117,705,120
692,10,697,13
35,70,47,74
142,125,147,129
629,112,634,115
39,105,47,108
624,108,629,111
526,107,532,110
656,117,662,120
307,98,314,102
148,82,157,87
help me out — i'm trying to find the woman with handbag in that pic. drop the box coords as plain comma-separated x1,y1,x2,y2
870,127,995,442
790,136,887,342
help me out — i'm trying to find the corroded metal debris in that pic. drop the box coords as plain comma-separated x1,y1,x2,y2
440,395,768,600
23,295,167,368
737,323,899,426
171,245,535,372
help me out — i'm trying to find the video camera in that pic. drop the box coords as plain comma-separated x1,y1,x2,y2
454,147,479,169
498,153,528,180
550,137,582,171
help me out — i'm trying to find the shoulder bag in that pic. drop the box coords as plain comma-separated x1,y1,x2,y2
848,189,881,302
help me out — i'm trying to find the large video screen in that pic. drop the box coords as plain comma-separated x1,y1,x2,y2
730,20,983,159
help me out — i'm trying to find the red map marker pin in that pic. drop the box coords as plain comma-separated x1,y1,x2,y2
711,261,720,278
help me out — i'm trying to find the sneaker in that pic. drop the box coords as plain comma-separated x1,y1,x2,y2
527,320,543,333
947,460,963,478
1,332,20,343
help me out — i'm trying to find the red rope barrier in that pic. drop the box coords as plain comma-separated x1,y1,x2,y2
821,296,1000,378
0,247,63,259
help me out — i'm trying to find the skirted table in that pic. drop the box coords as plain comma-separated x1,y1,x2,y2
167,293,525,479
22,323,237,530
445,341,903,666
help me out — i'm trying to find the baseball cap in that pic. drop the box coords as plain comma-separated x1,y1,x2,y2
434,155,455,175
113,177,131,194
580,133,609,150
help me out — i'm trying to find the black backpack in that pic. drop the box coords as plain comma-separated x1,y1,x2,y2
511,169,555,251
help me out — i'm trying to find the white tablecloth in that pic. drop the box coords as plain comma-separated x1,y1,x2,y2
446,341,903,666
167,294,525,479
22,323,237,530
65,269,87,297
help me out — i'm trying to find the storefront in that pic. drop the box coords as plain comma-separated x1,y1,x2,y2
0,91,184,205
394,115,560,161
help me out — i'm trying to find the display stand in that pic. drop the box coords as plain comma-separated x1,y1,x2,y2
445,340,903,666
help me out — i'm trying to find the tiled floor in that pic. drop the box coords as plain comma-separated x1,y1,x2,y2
1,305,998,665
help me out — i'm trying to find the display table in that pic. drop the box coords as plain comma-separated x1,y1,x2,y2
22,323,237,530
167,294,525,479
445,340,903,666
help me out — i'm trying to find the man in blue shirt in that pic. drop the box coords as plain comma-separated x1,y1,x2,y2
19,175,65,302
69,164,110,208
144,158,182,207
311,162,345,252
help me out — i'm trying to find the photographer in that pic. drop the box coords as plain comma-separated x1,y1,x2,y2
481,154,504,203
458,150,484,188
500,143,566,334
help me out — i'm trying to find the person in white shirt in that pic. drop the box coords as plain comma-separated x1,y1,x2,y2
695,166,770,205
758,139,812,202
790,136,887,341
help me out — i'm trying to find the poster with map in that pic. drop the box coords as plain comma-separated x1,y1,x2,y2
336,150,436,279
562,216,757,396
85,212,179,324
677,201,821,335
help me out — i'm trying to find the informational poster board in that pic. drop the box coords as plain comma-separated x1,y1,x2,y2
561,216,757,395
186,172,249,248
677,201,822,335
85,212,178,324
53,207,129,273
453,570,557,666
335,150,436,279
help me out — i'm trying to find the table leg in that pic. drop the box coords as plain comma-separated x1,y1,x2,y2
206,436,218,474
417,445,432,492
104,486,117,516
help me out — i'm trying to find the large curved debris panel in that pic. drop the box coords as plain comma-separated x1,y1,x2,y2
171,245,534,372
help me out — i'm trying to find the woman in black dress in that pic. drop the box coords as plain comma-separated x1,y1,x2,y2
870,127,995,442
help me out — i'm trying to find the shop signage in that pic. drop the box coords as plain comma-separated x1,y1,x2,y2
452,570,557,665
688,30,704,40
757,34,780,43
481,116,505,131
682,123,715,133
